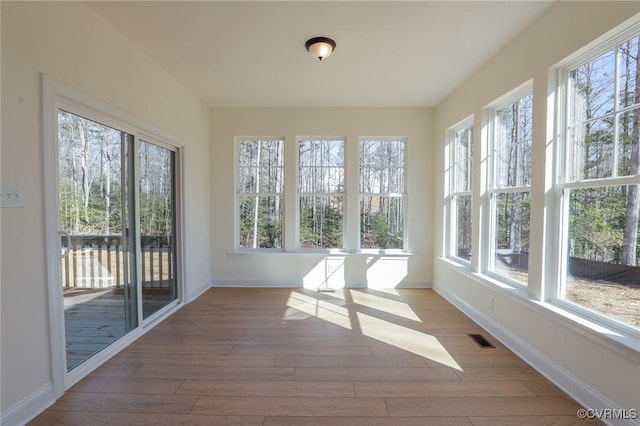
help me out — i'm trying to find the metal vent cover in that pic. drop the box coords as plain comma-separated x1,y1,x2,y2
468,333,496,348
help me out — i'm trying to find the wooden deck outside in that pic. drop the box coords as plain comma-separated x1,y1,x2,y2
64,288,129,371
64,288,174,370
33,288,600,425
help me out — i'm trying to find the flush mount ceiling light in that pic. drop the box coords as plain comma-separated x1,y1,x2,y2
305,37,336,61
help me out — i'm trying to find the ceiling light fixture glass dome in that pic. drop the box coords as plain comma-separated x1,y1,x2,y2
305,37,336,61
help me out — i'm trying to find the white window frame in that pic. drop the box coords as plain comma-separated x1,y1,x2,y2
552,22,640,338
234,136,285,251
447,119,474,264
358,137,408,253
484,82,534,288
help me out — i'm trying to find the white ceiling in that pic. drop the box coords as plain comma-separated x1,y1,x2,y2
89,1,553,108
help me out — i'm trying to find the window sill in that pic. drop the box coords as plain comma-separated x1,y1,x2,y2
438,257,640,364
534,299,640,359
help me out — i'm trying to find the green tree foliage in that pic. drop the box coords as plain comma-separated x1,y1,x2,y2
299,196,343,248
239,196,282,248
569,188,626,263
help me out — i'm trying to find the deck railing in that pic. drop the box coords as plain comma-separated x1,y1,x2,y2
61,235,173,289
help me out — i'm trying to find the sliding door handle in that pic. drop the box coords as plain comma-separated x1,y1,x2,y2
58,230,71,258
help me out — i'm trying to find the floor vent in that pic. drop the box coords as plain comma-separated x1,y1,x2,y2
468,333,496,348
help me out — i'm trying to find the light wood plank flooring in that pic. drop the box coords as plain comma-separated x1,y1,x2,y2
30,288,601,425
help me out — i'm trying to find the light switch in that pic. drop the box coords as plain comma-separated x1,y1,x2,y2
1,184,25,208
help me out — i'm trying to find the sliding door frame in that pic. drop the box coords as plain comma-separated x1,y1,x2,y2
135,134,182,323
42,75,185,397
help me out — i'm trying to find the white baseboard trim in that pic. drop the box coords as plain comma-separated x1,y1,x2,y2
1,383,55,426
434,285,639,426
393,280,432,288
212,279,300,288
212,280,432,289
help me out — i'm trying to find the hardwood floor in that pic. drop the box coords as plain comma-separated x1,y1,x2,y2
30,288,601,425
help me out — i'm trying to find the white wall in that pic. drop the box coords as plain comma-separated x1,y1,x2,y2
210,107,432,288
1,1,211,420
434,1,640,418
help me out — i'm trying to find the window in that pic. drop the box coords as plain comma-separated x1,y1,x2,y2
557,30,640,330
449,122,473,261
359,139,406,250
488,90,533,285
298,139,345,249
237,138,284,249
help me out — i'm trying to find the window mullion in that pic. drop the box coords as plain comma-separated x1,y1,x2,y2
493,186,532,194
613,46,621,177
559,174,640,190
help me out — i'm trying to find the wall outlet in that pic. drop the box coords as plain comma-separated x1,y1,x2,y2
1,185,25,208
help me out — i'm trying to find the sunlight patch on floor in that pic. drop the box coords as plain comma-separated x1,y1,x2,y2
286,291,353,330
356,311,462,370
350,290,422,322
285,290,462,370
328,289,421,322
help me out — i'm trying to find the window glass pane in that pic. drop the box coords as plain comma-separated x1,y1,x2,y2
299,195,343,248
455,194,472,260
360,196,404,249
238,195,283,249
299,140,344,167
299,140,344,193
454,127,473,192
495,94,533,188
570,49,616,122
238,139,283,168
493,192,530,283
455,158,473,193
238,139,284,193
298,166,344,193
238,166,284,193
565,186,639,328
618,35,639,109
58,111,124,235
569,117,614,180
359,140,405,193
618,107,640,177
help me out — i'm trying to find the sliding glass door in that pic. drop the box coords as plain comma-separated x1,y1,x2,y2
139,141,178,319
58,110,138,370
57,111,179,371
